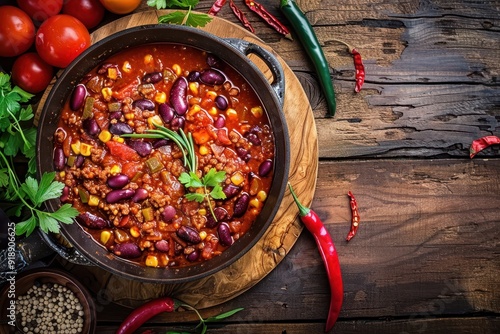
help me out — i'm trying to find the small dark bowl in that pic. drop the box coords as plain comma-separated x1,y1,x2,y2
36,25,290,284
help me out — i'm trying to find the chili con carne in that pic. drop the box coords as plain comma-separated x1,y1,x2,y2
469,135,500,158
116,296,179,334
230,0,255,33
346,191,360,241
288,183,343,332
280,0,336,117
208,0,227,16
245,0,292,40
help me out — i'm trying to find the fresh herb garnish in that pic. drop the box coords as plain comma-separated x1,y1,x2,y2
0,73,78,237
148,0,212,28
179,168,227,219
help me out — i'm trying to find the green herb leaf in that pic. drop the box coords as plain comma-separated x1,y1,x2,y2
209,184,226,200
179,171,203,188
185,192,205,203
15,216,37,237
205,307,244,322
202,168,226,187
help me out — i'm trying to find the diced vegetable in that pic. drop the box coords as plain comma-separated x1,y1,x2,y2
145,157,164,174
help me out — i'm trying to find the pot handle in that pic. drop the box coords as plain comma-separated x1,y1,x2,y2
224,38,285,107
37,229,94,266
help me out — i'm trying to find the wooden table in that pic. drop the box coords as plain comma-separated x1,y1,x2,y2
6,0,500,333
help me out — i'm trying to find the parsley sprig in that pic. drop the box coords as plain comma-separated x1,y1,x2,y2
167,304,243,334
0,73,78,237
147,0,212,28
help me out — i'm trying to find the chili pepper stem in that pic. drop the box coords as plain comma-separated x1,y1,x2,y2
288,183,310,216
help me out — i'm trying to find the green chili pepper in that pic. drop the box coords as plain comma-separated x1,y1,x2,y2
280,0,337,117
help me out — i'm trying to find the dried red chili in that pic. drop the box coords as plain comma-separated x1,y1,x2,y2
470,135,500,158
208,0,227,16
346,191,360,241
230,0,255,33
288,183,343,332
245,0,292,40
332,39,365,93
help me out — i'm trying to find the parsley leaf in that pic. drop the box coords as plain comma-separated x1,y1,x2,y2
0,73,78,237
149,0,212,28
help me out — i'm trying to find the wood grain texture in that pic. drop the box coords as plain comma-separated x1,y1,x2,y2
56,10,318,309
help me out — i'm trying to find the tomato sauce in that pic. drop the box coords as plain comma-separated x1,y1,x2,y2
54,44,275,268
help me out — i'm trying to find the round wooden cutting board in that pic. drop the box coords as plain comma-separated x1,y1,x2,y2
50,10,318,309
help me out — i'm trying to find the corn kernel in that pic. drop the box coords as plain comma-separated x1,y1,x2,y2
189,82,199,95
231,171,245,186
110,165,122,175
172,64,182,76
101,87,113,101
188,104,201,116
148,115,163,128
205,90,217,100
257,190,267,202
112,136,125,143
122,61,132,73
107,67,118,80
154,91,167,104
59,171,65,178
208,106,218,116
124,112,135,120
98,130,112,143
249,197,262,209
88,195,100,206
199,231,207,240
130,226,141,238
226,108,238,119
70,141,81,154
198,208,207,216
100,230,111,244
199,145,210,156
144,54,154,65
251,106,264,118
80,143,93,156
145,255,159,267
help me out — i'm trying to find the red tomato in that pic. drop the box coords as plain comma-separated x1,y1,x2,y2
0,6,36,57
17,0,63,22
99,0,141,14
11,52,54,94
35,14,91,68
62,0,106,29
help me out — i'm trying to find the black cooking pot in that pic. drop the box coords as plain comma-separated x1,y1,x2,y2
36,25,290,283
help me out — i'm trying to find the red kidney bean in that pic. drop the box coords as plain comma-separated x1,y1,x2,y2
60,186,70,202
106,189,135,204
127,139,152,157
113,242,142,259
132,98,155,111
76,212,109,229
153,139,170,149
215,95,228,110
206,54,222,68
206,207,228,228
74,155,84,168
170,116,185,131
186,250,199,262
132,188,149,202
107,174,130,189
170,77,188,115
162,205,176,222
223,184,240,199
158,103,175,123
176,226,201,244
233,192,250,217
83,118,99,136
258,159,273,177
236,147,248,159
245,132,261,146
53,147,65,171
155,240,170,252
218,223,234,246
200,69,226,86
187,71,200,82
214,115,226,128
109,122,133,135
109,111,123,120
142,71,163,84
70,84,87,111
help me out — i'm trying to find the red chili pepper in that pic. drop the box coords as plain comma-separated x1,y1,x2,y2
208,0,227,16
245,0,292,40
346,191,360,241
230,0,255,33
288,183,343,332
470,135,500,158
116,297,179,334
332,39,365,93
